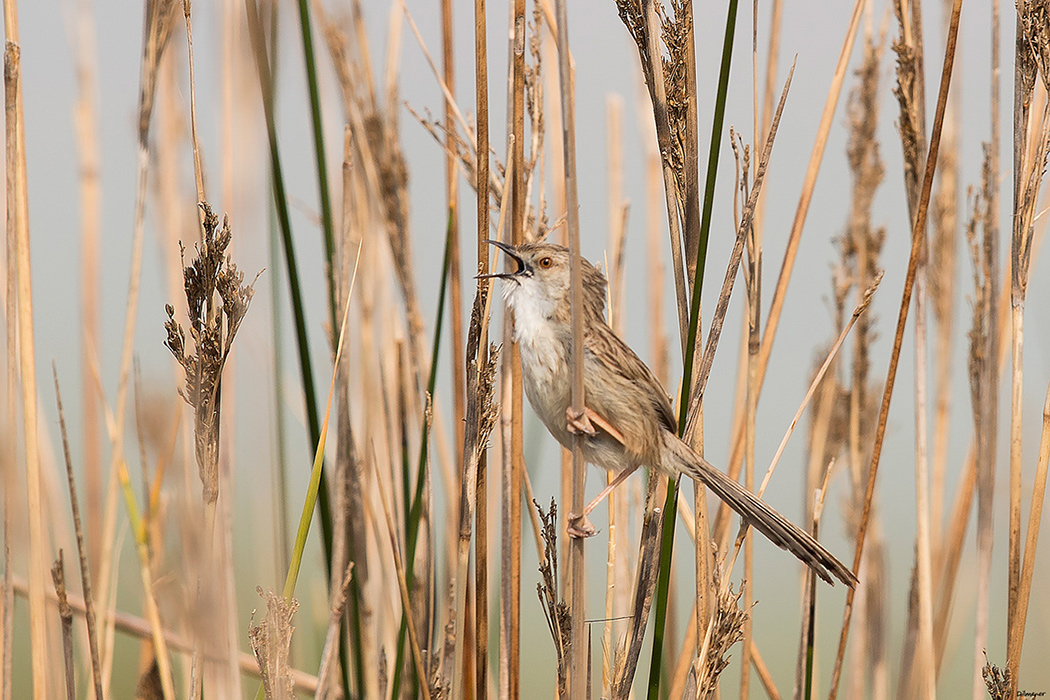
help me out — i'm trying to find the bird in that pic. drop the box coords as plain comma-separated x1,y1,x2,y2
482,239,856,587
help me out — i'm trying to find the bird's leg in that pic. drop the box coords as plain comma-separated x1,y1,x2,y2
565,406,597,436
567,463,641,538
565,406,627,446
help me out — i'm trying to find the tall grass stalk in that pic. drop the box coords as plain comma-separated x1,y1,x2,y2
3,3,49,695
243,0,333,584
1005,2,1050,688
828,1,962,695
505,1,528,695
71,0,103,576
550,0,586,697
891,1,936,692
292,0,338,335
53,371,104,700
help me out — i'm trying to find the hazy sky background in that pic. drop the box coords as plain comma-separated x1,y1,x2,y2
8,0,1050,696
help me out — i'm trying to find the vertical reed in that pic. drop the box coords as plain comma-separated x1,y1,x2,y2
3,4,49,695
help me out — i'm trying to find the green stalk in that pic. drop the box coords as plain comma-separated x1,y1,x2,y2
288,3,358,692
646,0,739,696
245,0,349,695
245,0,333,574
293,0,338,335
268,186,292,584
390,208,456,700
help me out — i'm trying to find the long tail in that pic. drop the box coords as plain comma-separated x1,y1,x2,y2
664,433,857,587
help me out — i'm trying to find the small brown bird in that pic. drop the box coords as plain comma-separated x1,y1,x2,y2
485,240,856,587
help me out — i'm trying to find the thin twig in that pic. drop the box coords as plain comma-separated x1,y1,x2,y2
54,367,105,700
827,2,963,695
552,0,587,696
51,553,75,700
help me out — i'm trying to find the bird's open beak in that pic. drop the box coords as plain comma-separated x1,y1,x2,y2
477,239,526,279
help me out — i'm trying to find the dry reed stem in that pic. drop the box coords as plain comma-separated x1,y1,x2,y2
615,0,689,346
930,441,975,674
834,30,887,697
118,459,176,700
611,506,663,699
54,369,104,700
827,2,962,696
476,372,489,700
333,125,373,700
686,62,793,430
970,153,999,700
181,0,206,209
740,137,760,700
370,455,433,700
794,464,834,700
442,0,466,503
973,0,1003,693
1009,373,1050,684
892,0,930,215
891,1,936,691
1,67,12,694
602,94,626,700
1,494,10,700
96,1,177,675
503,2,528,695
1007,6,1050,684
451,322,501,700
450,225,502,700
645,1,689,349
315,554,354,697
752,0,782,247
50,552,75,700
910,275,937,700
3,9,50,694
664,592,695,700
71,0,104,574
678,0,700,283
549,0,587,696
929,0,962,551
450,0,490,687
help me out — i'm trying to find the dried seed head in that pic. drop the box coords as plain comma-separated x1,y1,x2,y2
163,203,258,505
248,588,299,700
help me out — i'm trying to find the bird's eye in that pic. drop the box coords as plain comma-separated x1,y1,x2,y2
539,257,552,269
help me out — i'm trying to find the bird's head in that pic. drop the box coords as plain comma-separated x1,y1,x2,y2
480,240,607,321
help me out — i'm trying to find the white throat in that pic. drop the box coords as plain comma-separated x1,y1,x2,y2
504,280,565,376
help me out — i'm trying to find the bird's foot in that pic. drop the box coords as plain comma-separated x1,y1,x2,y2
566,512,599,539
566,407,597,436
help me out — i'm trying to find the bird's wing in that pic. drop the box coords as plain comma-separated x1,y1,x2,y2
585,323,677,433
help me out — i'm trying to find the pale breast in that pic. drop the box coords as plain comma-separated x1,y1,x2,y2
506,283,572,443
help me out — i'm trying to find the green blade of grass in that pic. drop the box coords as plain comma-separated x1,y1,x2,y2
254,248,362,700
245,0,334,574
293,0,338,335
245,3,350,696
646,0,739,697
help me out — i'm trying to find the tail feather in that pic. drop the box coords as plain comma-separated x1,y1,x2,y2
664,434,857,587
